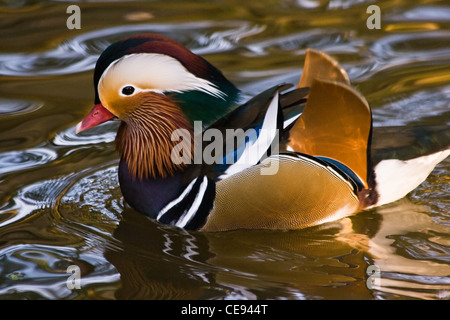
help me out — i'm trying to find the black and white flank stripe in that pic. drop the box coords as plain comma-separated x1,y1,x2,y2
156,176,215,230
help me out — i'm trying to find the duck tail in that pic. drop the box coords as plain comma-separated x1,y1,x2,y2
372,149,450,207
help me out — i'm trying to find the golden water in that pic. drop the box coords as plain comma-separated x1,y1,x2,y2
0,0,449,299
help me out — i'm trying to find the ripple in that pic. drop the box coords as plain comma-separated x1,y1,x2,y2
384,272,450,285
58,165,122,223
193,23,266,55
1,0,450,301
327,0,372,10
0,165,121,230
386,5,450,22
0,243,118,299
0,21,262,77
53,122,118,147
371,31,450,63
0,98,43,116
244,29,353,55
0,50,97,77
390,233,450,264
19,177,72,207
77,21,264,56
0,148,57,175
0,175,76,228
372,85,450,126
377,271,450,300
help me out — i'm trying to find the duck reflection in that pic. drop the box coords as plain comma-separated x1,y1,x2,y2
104,189,450,300
365,199,450,299
104,209,215,299
104,206,381,299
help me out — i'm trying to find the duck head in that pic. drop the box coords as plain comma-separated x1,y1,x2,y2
76,34,240,179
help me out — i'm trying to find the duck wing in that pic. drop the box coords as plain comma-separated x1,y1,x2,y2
199,84,308,180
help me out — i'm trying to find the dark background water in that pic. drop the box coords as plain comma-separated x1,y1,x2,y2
0,0,449,300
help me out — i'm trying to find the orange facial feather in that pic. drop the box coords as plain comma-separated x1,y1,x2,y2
115,93,193,180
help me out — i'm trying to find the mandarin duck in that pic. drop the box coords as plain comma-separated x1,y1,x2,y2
76,34,450,232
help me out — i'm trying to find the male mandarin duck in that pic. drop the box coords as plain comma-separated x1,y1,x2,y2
75,33,450,232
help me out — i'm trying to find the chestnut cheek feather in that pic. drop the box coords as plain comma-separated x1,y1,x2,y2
75,103,116,134
115,93,193,180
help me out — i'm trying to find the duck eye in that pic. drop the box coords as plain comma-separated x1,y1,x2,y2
121,86,135,96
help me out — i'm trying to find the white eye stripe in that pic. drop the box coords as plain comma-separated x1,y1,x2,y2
100,53,227,100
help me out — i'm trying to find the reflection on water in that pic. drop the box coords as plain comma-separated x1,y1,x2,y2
0,0,449,299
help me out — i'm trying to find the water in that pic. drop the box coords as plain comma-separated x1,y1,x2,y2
0,0,449,300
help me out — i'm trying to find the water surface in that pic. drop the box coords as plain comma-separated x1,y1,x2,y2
0,0,449,300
